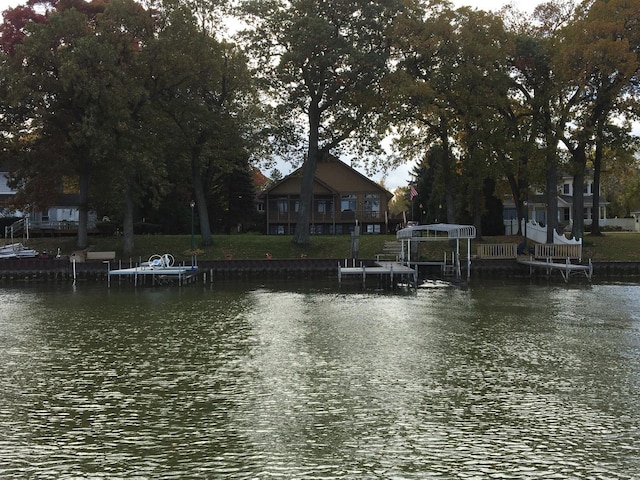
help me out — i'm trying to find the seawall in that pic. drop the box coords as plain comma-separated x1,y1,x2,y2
1,257,640,283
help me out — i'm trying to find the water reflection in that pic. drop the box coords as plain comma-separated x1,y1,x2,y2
1,282,639,478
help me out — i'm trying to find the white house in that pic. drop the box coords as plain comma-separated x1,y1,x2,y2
1,167,96,235
503,172,613,234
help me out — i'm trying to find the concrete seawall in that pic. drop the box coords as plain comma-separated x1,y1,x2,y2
1,258,640,283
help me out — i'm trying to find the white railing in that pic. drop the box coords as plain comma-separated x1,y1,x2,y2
477,243,518,259
4,218,28,241
534,243,582,261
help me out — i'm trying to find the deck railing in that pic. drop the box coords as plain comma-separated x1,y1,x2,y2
4,218,27,240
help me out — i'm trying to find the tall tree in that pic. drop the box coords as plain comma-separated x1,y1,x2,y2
509,31,561,243
241,0,404,245
556,0,640,238
149,2,254,246
390,5,510,233
389,5,461,224
1,0,157,250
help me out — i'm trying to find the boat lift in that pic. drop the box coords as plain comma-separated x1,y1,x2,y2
107,253,198,287
396,223,477,281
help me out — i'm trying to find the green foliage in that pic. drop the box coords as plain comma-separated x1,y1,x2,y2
1,0,257,252
240,0,404,244
2,0,639,248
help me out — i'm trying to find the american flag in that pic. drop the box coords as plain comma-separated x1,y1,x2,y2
410,184,418,200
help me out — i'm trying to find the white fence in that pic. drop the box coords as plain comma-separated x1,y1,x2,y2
508,217,637,234
603,218,635,230
520,219,582,246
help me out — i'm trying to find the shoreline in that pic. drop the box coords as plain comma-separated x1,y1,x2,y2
2,257,640,284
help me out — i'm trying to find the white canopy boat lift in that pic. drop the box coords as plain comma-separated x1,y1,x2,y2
396,223,477,281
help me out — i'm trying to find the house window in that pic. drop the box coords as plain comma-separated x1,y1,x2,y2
563,183,571,195
278,200,288,214
366,224,381,234
294,201,299,213
341,194,357,212
584,183,592,195
317,199,332,214
564,209,570,222
364,194,380,219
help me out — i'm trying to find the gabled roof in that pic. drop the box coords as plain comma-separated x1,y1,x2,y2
263,154,392,198
252,168,270,191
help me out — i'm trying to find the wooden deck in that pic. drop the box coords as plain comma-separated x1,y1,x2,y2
517,257,593,283
338,261,417,288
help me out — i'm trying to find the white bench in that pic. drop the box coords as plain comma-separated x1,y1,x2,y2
86,251,116,261
535,244,582,262
476,243,518,259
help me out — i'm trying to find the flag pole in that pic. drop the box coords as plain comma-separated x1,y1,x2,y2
409,181,417,222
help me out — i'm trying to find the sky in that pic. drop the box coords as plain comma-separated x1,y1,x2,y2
0,0,547,192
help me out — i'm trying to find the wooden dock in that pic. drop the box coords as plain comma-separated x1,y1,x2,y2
338,260,417,288
517,257,593,283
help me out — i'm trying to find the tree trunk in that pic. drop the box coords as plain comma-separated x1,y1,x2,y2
191,147,212,246
545,146,558,243
571,146,587,240
473,186,482,240
506,173,523,235
122,184,135,257
76,171,90,250
293,103,321,245
591,134,604,236
440,124,456,224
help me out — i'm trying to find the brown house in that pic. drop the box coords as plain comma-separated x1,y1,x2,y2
262,155,393,235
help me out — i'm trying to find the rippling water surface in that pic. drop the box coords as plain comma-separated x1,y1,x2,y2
1,280,639,478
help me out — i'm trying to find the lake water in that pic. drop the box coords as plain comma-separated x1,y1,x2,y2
1,279,639,479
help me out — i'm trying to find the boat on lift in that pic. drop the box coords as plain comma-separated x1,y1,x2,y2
0,243,39,259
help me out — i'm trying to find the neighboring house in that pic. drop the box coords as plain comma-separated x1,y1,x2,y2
503,172,610,233
0,169,18,217
556,173,609,228
27,193,98,235
0,167,96,235
252,167,270,215
261,155,393,235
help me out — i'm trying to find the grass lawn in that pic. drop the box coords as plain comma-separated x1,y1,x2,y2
12,231,640,262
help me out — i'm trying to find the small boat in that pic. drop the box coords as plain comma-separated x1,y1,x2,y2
0,243,39,259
